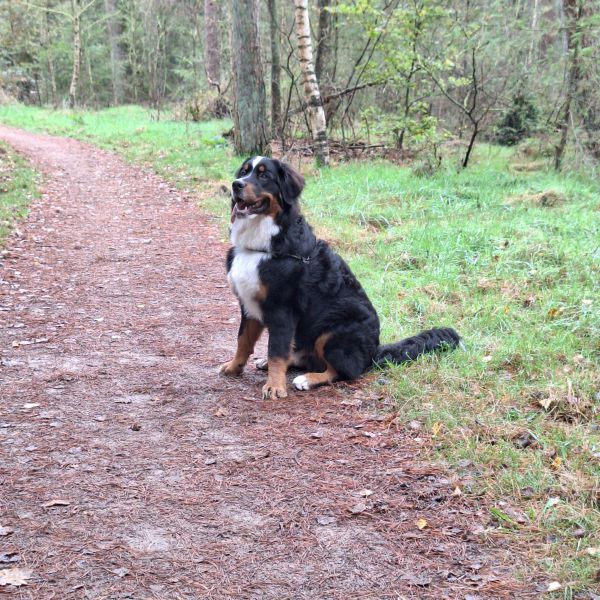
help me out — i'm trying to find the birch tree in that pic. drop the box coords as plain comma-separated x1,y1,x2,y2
68,0,83,108
294,0,329,166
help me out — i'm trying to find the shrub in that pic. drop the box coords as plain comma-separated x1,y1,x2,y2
496,93,538,146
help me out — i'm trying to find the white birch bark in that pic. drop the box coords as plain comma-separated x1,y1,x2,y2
294,0,329,166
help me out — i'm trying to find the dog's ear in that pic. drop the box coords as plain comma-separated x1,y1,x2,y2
275,160,305,205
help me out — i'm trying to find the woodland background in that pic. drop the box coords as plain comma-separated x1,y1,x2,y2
1,1,600,594
1,0,599,171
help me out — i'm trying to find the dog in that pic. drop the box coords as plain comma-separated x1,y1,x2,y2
220,156,460,399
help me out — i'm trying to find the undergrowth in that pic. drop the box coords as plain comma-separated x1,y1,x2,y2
0,140,40,244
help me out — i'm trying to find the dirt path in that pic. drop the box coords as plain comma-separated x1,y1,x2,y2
0,126,532,599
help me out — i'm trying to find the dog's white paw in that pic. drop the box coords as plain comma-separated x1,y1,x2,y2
254,357,268,371
293,375,311,391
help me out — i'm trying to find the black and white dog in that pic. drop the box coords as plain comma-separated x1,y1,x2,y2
220,156,460,399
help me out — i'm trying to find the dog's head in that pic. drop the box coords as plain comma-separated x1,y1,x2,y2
230,157,304,222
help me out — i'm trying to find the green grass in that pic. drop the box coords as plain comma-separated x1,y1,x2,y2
0,104,235,183
0,141,40,244
1,104,599,593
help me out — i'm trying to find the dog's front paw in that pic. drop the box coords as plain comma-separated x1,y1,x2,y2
262,382,288,399
254,357,268,371
219,360,244,376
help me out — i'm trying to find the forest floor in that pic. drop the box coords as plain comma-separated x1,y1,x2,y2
0,125,551,599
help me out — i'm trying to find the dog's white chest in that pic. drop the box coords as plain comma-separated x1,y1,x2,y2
228,249,268,322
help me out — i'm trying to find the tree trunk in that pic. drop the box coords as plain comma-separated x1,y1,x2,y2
267,0,282,139
204,0,221,90
294,0,329,166
315,0,334,89
41,0,58,108
104,0,124,105
527,0,540,67
68,0,82,109
554,0,581,171
579,3,600,161
230,0,268,155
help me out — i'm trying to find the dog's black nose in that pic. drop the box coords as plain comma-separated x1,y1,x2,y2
232,179,246,192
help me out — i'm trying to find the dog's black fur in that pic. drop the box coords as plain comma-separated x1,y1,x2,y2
220,156,460,399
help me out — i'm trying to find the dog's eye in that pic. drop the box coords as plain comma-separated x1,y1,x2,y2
259,171,268,179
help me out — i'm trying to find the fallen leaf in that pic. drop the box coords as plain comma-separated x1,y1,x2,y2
0,567,32,587
213,406,229,417
316,515,336,526
482,355,493,362
584,547,600,557
546,581,561,592
0,526,14,536
111,567,129,578
416,518,428,530
310,431,324,439
538,397,554,410
401,573,432,586
349,502,367,514
43,499,70,508
204,457,216,465
358,489,373,497
551,456,562,470
544,497,561,510
452,486,462,496
431,422,442,437
21,403,40,410
0,552,19,563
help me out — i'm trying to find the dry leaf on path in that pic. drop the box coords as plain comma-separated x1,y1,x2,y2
0,567,32,587
43,499,70,508
0,526,14,536
546,581,561,592
358,489,373,497
349,502,367,514
316,515,337,526
416,518,428,530
213,406,229,417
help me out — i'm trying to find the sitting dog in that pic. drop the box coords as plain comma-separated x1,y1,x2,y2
220,156,460,399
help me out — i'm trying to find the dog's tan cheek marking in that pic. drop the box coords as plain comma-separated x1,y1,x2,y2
242,183,258,202
265,194,282,218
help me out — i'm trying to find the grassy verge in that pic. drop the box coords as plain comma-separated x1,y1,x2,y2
0,141,40,244
1,105,598,593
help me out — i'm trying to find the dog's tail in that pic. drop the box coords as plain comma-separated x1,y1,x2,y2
374,327,461,367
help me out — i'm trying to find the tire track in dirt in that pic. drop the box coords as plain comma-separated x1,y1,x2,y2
0,126,534,599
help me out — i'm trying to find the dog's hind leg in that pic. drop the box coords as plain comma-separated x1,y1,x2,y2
291,333,338,391
255,348,307,371
292,364,337,390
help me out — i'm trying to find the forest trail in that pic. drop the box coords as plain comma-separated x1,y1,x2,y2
0,126,532,599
